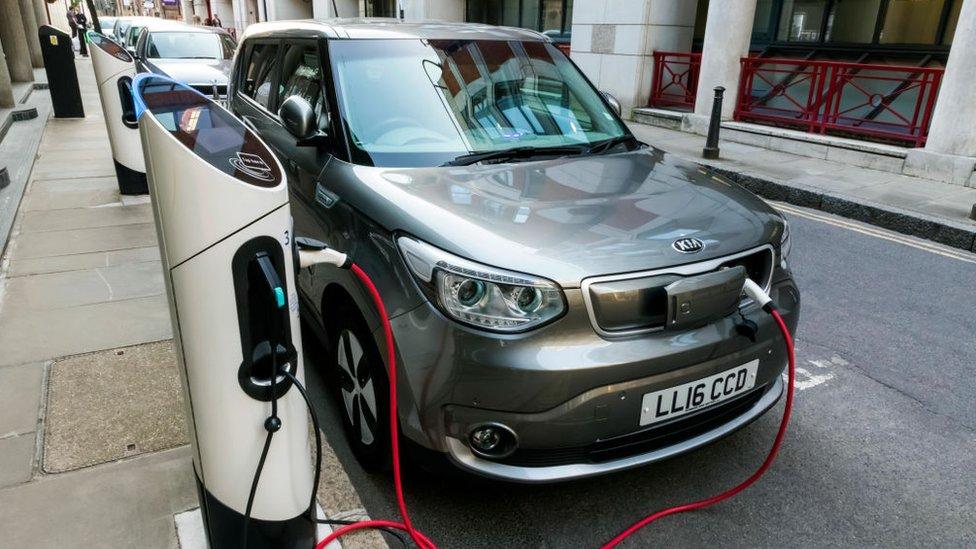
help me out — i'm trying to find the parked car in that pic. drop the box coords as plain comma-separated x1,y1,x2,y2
229,19,800,483
116,17,182,54
133,24,236,99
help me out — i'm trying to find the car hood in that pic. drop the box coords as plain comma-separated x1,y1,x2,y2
324,147,783,288
144,58,231,85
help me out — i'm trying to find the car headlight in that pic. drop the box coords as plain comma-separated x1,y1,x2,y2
397,236,566,333
779,217,792,266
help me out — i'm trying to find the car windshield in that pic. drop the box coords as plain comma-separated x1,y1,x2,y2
147,32,233,59
329,39,630,168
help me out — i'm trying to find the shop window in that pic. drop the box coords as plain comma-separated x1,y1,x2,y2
521,0,540,29
941,0,962,45
827,0,883,43
752,0,779,42
778,0,829,42
879,0,946,44
365,0,396,17
467,0,573,40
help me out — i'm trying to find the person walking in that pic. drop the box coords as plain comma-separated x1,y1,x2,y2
75,7,89,56
211,14,222,28
67,6,78,46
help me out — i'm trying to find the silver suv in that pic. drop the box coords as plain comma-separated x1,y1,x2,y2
230,19,800,482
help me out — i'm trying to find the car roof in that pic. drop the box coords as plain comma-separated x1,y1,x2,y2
240,18,548,43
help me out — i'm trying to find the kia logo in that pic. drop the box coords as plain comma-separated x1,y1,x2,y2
672,237,705,254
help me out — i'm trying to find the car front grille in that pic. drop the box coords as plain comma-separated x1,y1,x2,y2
583,246,775,336
495,384,770,468
189,83,228,98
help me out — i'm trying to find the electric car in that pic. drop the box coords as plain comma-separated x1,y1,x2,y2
229,19,801,483
133,25,236,99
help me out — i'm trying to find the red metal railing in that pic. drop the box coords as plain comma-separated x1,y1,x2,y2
649,52,701,110
735,57,944,146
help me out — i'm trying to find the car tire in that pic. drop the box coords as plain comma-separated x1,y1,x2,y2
329,304,391,472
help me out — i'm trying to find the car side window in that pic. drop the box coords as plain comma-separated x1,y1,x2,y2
278,42,328,131
242,42,280,110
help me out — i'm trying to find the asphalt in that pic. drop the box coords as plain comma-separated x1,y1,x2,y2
306,204,976,548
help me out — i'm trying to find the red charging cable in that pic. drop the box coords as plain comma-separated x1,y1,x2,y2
315,263,436,549
317,264,794,549
602,307,795,548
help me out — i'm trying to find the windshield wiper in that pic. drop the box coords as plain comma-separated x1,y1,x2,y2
441,145,588,167
587,135,642,155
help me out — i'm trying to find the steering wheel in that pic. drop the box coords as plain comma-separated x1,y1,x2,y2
368,117,426,140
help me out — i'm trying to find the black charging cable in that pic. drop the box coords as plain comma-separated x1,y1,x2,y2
241,255,285,549
281,369,409,548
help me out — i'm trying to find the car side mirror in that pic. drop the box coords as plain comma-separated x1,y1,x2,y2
601,91,622,117
278,96,327,146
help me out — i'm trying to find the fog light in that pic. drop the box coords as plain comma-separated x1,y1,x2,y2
467,423,517,459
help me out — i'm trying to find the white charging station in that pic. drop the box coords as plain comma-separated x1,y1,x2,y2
133,74,316,548
89,32,147,194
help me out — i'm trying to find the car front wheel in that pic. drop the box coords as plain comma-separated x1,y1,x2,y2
330,308,390,471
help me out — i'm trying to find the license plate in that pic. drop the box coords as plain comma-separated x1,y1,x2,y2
639,360,759,426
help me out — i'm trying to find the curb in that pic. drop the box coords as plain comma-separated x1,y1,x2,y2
706,165,976,253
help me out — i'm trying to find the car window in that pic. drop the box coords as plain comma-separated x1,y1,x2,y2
147,32,232,59
242,42,280,110
127,26,144,48
278,43,328,130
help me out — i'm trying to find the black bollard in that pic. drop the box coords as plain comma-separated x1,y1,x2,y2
702,86,725,160
970,203,975,221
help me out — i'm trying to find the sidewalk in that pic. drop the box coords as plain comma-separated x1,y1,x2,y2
0,57,382,548
626,122,976,252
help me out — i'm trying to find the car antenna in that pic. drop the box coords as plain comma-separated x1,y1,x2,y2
331,0,339,16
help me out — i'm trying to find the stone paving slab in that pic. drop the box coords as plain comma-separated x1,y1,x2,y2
0,446,196,549
0,294,172,367
20,184,121,212
19,201,151,233
2,260,163,312
0,362,45,437
0,434,36,488
10,222,157,258
43,340,187,473
6,245,160,278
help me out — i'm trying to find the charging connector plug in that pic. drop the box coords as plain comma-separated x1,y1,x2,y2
742,278,774,312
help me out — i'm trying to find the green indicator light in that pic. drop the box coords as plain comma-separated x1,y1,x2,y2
274,287,286,308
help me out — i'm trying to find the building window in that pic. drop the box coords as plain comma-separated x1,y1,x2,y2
827,0,883,43
466,0,573,42
365,0,397,17
778,0,830,42
942,0,962,45
880,0,946,44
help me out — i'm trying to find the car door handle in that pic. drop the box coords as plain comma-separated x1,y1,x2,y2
314,183,338,209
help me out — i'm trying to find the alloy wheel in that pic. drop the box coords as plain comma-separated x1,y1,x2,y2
336,329,378,446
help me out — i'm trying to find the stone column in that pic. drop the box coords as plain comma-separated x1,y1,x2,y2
689,0,757,126
570,1,698,118
0,0,34,82
18,0,43,68
904,0,976,186
0,41,15,108
31,0,48,27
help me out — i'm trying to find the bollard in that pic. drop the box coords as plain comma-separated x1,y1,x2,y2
702,86,725,160
970,203,975,221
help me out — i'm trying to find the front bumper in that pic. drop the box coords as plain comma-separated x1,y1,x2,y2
446,375,783,483
385,277,799,482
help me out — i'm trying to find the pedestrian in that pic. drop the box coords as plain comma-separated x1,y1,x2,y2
211,14,222,28
203,16,212,26
66,6,78,43
74,7,89,56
